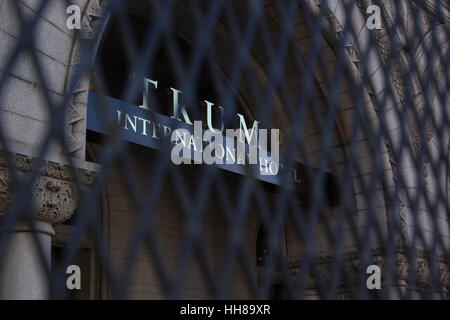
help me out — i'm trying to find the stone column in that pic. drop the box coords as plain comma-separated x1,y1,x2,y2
0,152,95,300
0,221,55,299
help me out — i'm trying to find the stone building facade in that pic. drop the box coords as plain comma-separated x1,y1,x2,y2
0,0,448,299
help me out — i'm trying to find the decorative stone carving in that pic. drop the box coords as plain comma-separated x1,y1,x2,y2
439,260,449,289
14,154,33,172
417,257,430,286
33,177,78,225
65,0,107,157
373,255,384,272
275,247,448,295
421,1,450,24
0,152,96,186
0,152,97,224
344,252,362,283
414,25,449,145
0,170,11,214
396,252,409,283
316,262,331,284
398,198,409,242
322,2,414,244
80,0,104,39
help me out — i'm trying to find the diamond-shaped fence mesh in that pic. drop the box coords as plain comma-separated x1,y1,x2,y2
0,0,448,300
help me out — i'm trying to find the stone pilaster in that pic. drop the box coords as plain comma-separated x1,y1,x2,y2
0,152,97,299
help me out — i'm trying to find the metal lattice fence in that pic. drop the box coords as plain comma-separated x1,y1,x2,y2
0,0,448,300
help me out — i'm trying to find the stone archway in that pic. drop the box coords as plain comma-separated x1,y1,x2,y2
7,0,448,299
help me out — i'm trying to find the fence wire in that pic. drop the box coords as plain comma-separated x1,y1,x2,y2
0,0,449,299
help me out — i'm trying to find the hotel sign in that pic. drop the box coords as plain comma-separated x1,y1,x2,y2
86,85,339,204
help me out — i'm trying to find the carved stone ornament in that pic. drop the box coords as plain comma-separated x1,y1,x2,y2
278,247,448,294
0,152,97,224
66,0,106,157
417,257,430,285
32,177,78,224
0,170,12,213
396,252,409,283
439,260,449,289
